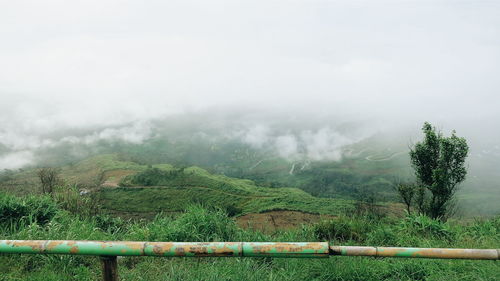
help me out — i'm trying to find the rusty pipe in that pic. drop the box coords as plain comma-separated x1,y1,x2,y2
0,240,498,260
329,246,499,260
0,241,329,258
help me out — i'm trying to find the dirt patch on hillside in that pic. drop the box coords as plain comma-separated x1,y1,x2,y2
101,170,137,188
236,210,335,233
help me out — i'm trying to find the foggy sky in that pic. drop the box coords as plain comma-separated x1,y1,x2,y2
1,0,500,169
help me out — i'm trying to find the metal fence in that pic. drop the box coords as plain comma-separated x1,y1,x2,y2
1,240,498,281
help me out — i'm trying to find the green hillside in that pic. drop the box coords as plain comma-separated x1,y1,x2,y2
119,136,408,201
102,165,353,216
0,154,354,218
0,154,145,195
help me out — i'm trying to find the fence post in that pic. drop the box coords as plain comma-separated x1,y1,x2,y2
100,256,118,281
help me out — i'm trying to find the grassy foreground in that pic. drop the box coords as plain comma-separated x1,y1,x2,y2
1,193,499,281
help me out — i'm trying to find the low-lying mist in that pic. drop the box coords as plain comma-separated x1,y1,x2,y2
1,106,498,167
1,1,499,215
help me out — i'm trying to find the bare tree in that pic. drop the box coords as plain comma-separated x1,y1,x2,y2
37,168,60,195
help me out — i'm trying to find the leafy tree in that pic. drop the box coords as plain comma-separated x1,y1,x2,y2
409,122,468,220
394,182,417,215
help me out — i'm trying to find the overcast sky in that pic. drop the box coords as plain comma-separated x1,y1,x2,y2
1,0,500,168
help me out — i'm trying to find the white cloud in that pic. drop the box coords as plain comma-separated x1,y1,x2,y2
0,151,34,170
0,0,499,167
237,123,373,161
0,122,152,151
242,125,271,148
60,122,152,145
275,135,299,159
301,128,353,161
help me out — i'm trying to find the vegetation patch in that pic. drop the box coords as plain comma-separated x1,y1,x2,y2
1,194,499,281
236,210,335,233
0,193,58,228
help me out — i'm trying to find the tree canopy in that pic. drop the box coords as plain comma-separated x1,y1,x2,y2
408,122,468,219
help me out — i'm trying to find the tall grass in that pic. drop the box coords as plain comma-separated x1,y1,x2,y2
1,194,499,281
0,192,58,231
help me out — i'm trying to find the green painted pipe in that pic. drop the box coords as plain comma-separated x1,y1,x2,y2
0,241,329,258
0,240,498,260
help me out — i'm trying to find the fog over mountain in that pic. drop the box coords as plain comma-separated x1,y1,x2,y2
1,0,499,169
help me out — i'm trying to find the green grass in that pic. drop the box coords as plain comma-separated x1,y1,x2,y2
101,186,352,215
1,194,499,281
0,154,145,195
101,165,353,216
0,154,354,218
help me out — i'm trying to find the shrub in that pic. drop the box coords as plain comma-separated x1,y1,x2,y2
465,216,500,241
53,185,101,218
312,216,371,242
366,226,398,246
0,193,58,228
126,205,239,242
122,167,184,186
166,205,238,241
222,204,243,217
93,214,126,234
398,214,455,241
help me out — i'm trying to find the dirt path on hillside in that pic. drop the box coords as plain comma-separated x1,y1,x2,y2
100,170,138,187
365,151,407,161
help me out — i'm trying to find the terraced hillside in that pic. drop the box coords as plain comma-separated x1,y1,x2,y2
0,154,354,219
102,162,354,218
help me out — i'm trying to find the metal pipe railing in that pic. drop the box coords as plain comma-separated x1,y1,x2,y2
329,246,499,260
0,241,330,258
1,240,498,281
1,240,498,260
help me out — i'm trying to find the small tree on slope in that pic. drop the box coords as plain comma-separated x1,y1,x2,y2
37,167,60,195
409,122,468,220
